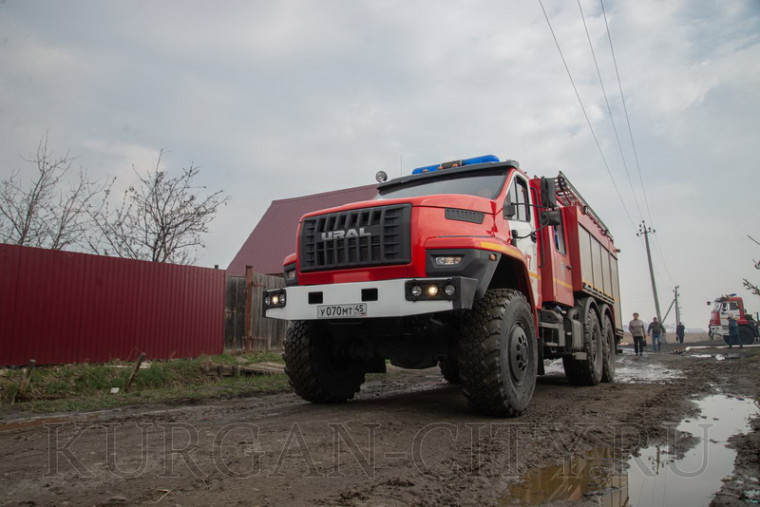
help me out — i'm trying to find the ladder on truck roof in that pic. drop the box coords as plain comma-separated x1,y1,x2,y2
553,171,612,240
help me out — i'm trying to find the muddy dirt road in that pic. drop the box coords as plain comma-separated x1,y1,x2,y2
2,335,760,506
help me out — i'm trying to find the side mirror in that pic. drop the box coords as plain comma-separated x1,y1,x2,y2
504,203,516,218
540,177,557,209
541,209,562,227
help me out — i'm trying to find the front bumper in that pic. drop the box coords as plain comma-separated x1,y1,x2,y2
264,277,478,321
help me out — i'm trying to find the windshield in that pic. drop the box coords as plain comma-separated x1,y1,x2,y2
376,169,508,200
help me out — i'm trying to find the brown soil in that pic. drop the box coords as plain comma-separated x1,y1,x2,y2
1,333,759,506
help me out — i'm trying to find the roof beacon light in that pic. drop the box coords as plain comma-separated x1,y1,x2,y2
412,154,500,175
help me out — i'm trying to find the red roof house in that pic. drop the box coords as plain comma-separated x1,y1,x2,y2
227,184,378,276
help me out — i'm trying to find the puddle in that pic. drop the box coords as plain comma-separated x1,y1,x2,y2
627,394,758,506
501,448,627,506
500,395,758,506
686,353,744,362
614,356,684,384
542,359,567,376
543,353,684,384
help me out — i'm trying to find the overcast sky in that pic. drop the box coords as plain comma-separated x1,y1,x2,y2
2,0,759,331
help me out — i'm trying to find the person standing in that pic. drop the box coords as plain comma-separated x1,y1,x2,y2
648,317,664,352
629,312,647,356
728,316,743,348
676,322,685,345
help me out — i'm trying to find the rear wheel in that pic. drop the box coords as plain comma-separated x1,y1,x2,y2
563,305,603,386
739,325,754,345
458,289,537,417
601,314,616,383
283,320,366,403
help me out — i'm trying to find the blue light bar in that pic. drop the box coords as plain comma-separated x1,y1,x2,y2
412,154,500,175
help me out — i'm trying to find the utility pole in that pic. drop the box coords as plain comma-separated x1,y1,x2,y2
674,285,681,325
637,220,663,324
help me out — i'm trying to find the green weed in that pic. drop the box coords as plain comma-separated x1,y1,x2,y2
0,351,291,413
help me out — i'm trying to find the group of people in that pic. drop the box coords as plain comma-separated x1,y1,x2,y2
629,312,748,353
628,313,686,355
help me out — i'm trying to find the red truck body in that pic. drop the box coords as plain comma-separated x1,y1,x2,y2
708,295,759,344
265,155,622,416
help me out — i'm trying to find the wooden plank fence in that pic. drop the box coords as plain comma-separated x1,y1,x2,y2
224,276,246,350
224,270,287,352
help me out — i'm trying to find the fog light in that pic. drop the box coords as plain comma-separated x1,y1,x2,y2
405,279,458,302
264,289,287,309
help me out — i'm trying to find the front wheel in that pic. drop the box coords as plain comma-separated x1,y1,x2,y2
458,289,537,417
283,320,366,403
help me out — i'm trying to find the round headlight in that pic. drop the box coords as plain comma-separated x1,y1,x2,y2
411,285,422,297
427,285,439,297
444,284,456,297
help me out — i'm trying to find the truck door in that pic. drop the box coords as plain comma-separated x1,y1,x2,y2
549,217,574,305
721,300,741,327
506,175,538,297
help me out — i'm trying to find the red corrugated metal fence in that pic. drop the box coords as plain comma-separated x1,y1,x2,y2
0,244,225,366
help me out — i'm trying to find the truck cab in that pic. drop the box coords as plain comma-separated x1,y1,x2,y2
268,156,536,318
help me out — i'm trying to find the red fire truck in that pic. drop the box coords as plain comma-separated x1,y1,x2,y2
707,295,759,344
264,155,623,416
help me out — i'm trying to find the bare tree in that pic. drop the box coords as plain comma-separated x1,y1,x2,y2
88,150,228,264
744,235,760,297
0,136,106,250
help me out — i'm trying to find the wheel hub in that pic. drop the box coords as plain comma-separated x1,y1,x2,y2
508,325,529,384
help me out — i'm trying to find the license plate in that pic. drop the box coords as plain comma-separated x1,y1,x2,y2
317,304,367,319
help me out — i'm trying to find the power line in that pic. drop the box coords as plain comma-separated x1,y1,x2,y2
599,0,655,226
652,234,675,285
539,0,676,293
599,0,675,285
577,0,644,220
537,0,637,232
